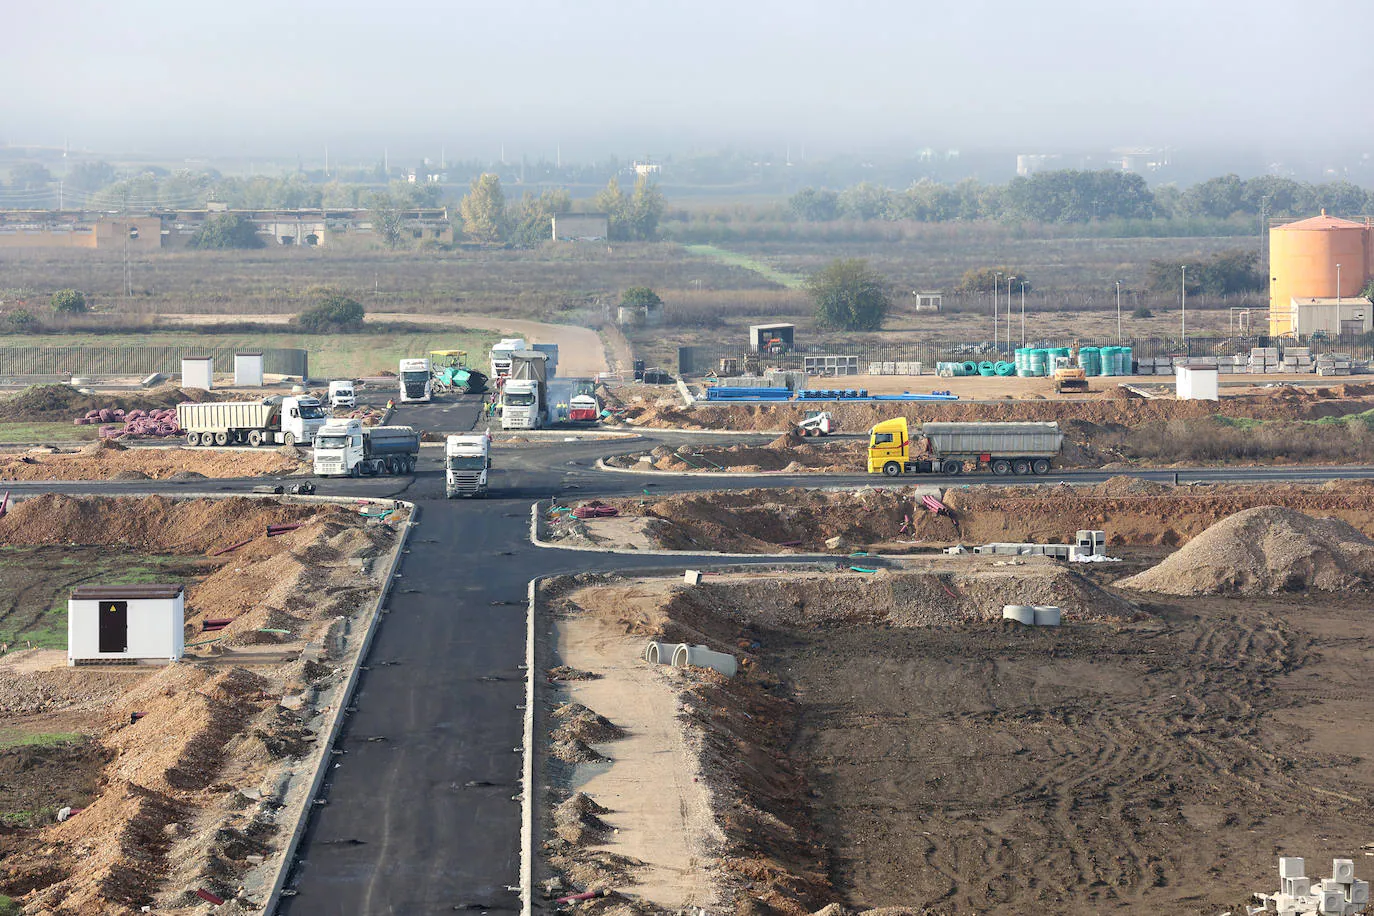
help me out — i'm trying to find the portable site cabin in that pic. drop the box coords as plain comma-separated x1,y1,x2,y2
748,324,796,352
182,357,213,390
234,352,264,387
1175,366,1219,401
68,584,185,665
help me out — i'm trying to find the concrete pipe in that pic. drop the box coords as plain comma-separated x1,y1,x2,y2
1032,605,1062,627
1002,605,1035,625
643,641,682,665
70,377,92,387
671,644,738,677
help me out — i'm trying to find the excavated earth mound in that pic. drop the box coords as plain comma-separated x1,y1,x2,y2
1119,506,1374,595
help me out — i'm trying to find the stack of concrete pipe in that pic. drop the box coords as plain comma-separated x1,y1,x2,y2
1002,605,1061,626
642,640,738,677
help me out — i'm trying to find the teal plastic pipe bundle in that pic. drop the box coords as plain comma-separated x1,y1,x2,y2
1078,347,1101,376
961,361,978,375
978,361,996,376
994,360,1015,376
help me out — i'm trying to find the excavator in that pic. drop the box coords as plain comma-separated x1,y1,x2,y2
1052,342,1089,394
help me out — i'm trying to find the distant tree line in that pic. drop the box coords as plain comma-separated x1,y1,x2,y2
787,171,1374,225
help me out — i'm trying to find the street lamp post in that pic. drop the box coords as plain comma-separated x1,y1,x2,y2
1181,265,1187,343
1116,280,1122,345
993,272,1001,350
1020,281,1028,348
1006,276,1016,353
1337,263,1343,310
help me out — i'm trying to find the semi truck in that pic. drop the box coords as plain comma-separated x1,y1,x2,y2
500,379,543,429
328,380,357,409
312,420,420,477
490,339,527,379
399,358,432,403
445,434,491,498
867,417,1063,477
178,396,328,447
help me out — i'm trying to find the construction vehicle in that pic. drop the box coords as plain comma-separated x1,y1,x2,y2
313,420,420,477
445,434,491,498
178,397,327,447
328,380,357,409
867,417,1063,477
796,410,836,437
398,358,433,402
1052,355,1089,394
568,393,600,423
490,339,527,379
430,350,488,395
765,337,788,355
500,379,543,429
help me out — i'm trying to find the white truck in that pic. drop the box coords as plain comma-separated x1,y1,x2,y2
398,358,432,403
178,397,327,447
490,338,528,379
445,434,491,498
313,420,420,477
500,379,542,430
328,380,357,409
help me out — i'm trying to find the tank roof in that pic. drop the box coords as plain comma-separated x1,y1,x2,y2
1273,213,1369,231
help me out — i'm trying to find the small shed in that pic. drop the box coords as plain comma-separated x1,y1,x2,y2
1176,366,1219,401
68,584,185,666
234,352,264,387
182,357,213,390
913,291,943,312
748,323,796,352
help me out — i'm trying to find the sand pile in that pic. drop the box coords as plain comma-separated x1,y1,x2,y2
1120,506,1374,595
0,445,304,482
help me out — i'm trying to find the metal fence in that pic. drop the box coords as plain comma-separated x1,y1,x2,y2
0,346,309,378
680,335,1374,375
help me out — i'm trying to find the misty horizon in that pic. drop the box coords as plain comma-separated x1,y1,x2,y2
5,0,1374,165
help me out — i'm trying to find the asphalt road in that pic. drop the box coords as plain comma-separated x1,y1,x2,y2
4,394,1374,914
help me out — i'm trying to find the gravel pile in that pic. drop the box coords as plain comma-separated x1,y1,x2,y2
1119,506,1374,595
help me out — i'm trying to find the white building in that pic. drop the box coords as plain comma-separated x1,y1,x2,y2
551,213,610,241
1289,297,1373,338
68,584,185,666
182,357,213,390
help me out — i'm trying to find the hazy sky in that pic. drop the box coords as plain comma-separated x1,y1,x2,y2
4,0,1373,161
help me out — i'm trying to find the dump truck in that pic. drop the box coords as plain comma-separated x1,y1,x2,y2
178,396,327,447
398,358,432,403
867,417,1063,477
445,433,491,497
312,420,420,477
500,379,543,429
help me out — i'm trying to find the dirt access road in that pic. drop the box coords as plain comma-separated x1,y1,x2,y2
160,312,616,378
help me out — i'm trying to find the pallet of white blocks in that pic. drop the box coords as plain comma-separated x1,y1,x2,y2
893,361,923,375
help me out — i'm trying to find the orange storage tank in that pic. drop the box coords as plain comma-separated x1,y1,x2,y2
1269,212,1371,335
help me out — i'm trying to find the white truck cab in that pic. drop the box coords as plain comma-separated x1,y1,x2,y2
500,379,541,430
445,434,491,498
328,380,357,409
399,358,432,403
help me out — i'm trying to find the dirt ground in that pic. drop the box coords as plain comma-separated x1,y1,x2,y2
555,479,1374,555
0,384,223,424
0,440,307,481
543,569,1374,916
0,494,403,913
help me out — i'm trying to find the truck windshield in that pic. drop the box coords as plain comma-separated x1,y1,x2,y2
298,405,327,419
315,435,348,449
401,371,429,383
447,456,487,470
504,392,534,406
333,388,353,397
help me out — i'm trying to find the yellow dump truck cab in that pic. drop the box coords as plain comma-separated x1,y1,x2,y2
868,417,911,476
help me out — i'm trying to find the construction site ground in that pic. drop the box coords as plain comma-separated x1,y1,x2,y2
0,440,308,481
549,478,1374,555
540,564,1374,916
0,494,404,913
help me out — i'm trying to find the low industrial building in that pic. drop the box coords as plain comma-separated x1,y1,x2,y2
0,212,163,250
67,584,185,666
551,213,609,241
1287,296,1373,338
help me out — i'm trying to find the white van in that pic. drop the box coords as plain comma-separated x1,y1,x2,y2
328,380,357,409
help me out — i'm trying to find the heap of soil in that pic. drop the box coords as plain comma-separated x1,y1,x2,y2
0,446,305,482
553,792,611,844
1119,506,1374,595
0,384,221,423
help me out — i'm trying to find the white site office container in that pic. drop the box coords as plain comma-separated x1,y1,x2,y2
182,357,214,390
234,352,264,387
1175,366,1218,401
68,584,185,665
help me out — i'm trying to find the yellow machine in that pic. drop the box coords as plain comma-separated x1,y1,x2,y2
430,349,468,368
1051,343,1088,394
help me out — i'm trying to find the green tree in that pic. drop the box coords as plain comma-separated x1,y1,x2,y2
509,189,572,248
65,160,116,192
595,177,629,239
8,162,51,190
296,293,365,331
50,289,87,314
957,267,1030,294
460,173,508,245
1,308,39,330
187,213,265,249
807,259,890,331
366,191,406,249
626,175,665,240
837,182,894,220
620,287,663,311
789,187,839,222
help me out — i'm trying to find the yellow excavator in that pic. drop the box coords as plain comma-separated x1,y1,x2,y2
1052,342,1089,394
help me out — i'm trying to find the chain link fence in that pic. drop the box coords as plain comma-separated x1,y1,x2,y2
0,346,309,378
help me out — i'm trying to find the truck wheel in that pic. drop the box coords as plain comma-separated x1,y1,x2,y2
248,430,264,447
186,432,201,447
991,459,1012,476
882,461,902,477
407,457,417,473
1012,459,1031,476
283,432,296,447
214,432,228,447
1032,459,1051,475
940,459,963,476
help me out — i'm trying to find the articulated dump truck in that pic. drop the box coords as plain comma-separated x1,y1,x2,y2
868,417,1063,477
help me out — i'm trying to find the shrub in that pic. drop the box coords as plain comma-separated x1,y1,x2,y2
295,294,365,331
1132,306,1154,319
1,308,39,331
50,289,86,314
188,213,265,250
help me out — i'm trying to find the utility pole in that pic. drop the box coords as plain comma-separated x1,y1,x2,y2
1116,280,1122,345
1020,281,1028,348
1181,265,1187,343
1006,275,1016,353
993,272,1001,348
